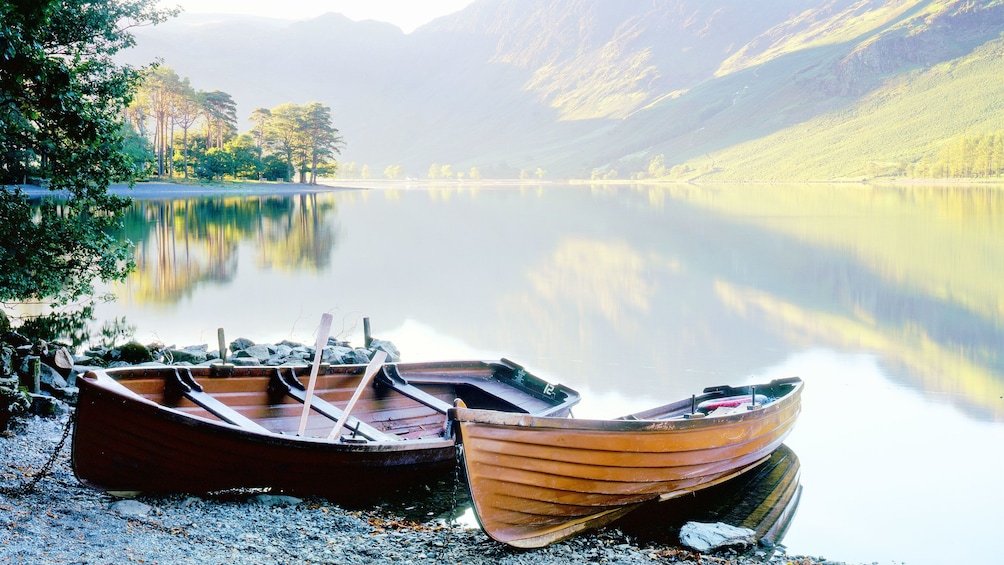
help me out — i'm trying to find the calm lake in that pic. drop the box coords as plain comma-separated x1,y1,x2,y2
61,182,1004,564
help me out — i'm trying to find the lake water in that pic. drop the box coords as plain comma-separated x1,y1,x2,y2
66,182,1004,564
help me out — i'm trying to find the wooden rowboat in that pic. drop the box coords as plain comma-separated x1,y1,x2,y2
449,377,802,547
71,359,578,501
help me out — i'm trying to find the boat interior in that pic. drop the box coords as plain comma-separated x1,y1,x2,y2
618,377,802,421
89,360,579,441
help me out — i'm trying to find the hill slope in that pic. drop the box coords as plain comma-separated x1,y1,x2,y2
120,0,1004,180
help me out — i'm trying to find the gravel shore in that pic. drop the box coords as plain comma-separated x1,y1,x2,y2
0,413,841,565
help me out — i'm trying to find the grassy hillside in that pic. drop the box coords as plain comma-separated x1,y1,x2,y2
693,35,1004,180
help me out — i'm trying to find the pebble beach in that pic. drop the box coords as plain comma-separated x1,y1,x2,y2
0,414,839,565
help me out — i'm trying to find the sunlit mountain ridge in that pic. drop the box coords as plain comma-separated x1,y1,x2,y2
120,0,1004,179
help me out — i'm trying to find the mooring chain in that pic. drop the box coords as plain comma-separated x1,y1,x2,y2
0,410,76,497
438,443,463,559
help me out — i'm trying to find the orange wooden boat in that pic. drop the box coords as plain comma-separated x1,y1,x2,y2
71,359,578,501
449,377,802,547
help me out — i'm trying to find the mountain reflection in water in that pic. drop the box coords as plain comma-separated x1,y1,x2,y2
22,182,1003,565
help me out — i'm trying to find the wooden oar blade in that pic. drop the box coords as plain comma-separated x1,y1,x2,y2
326,350,388,440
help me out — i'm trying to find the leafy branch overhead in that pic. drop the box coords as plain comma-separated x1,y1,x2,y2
1,0,177,305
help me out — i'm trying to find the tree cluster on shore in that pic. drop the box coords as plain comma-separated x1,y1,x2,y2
126,67,343,184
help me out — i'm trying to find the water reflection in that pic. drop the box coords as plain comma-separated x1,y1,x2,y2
50,182,1004,564
118,194,338,305
618,443,802,549
86,184,1004,424
773,348,1004,565
388,441,802,551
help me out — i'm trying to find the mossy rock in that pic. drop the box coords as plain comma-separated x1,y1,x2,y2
117,341,154,364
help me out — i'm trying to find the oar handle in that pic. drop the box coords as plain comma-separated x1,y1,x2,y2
297,313,333,436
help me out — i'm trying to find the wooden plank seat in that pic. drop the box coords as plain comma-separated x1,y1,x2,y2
167,368,271,434
374,365,454,414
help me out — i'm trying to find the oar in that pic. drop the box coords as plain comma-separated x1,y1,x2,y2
326,350,388,441
297,313,333,436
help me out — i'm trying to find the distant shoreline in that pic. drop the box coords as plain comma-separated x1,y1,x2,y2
9,177,1004,198
9,180,357,198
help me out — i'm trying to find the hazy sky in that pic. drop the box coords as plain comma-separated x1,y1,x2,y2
163,1,476,33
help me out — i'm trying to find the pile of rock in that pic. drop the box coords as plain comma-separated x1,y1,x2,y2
0,319,400,431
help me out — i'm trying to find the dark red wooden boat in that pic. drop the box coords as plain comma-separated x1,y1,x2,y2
450,377,802,547
71,359,578,500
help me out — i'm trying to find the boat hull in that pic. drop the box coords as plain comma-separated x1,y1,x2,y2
450,377,802,547
72,360,579,501
72,379,456,498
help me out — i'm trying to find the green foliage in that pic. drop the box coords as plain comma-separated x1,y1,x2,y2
15,305,96,347
98,316,136,348
117,341,153,364
224,134,262,179
261,154,289,182
260,102,343,184
120,122,155,176
1,0,174,305
642,4,1004,181
384,165,403,179
916,132,1004,178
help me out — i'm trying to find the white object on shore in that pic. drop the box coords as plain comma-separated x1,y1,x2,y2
679,521,756,552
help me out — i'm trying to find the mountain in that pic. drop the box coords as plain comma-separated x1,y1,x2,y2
119,0,1004,180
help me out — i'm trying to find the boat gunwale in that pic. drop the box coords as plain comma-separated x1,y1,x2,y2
77,358,582,452
76,370,457,452
449,378,802,432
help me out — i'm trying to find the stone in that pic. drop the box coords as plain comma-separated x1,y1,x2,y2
343,348,371,364
323,345,355,364
229,338,255,352
38,363,68,390
369,339,401,362
251,494,301,506
166,347,208,364
53,347,74,370
679,521,756,552
29,393,66,417
229,357,260,367
1,344,12,378
109,499,152,517
53,386,78,403
116,341,154,364
243,344,272,363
